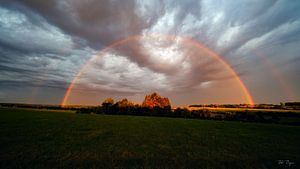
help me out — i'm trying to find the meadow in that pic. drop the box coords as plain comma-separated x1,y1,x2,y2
0,107,299,169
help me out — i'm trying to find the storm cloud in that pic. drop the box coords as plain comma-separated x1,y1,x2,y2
0,0,300,105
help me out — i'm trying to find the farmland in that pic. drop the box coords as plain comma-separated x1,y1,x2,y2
0,107,299,169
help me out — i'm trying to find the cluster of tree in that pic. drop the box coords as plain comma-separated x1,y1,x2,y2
77,104,300,125
189,104,253,108
189,103,300,110
164,107,300,125
76,93,300,125
76,97,172,117
285,102,300,110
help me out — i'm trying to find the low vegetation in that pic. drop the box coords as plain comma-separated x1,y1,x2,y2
0,108,299,169
75,93,300,125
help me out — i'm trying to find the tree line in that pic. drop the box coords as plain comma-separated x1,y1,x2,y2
76,98,300,125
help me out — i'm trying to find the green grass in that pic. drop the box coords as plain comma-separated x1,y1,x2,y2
0,108,299,169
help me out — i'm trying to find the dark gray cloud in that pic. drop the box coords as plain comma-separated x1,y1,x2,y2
0,0,300,105
14,0,149,48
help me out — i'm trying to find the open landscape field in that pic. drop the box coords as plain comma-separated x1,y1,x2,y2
0,108,299,169
188,107,300,113
1,1,300,169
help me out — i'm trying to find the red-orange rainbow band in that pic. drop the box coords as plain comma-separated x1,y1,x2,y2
61,34,255,106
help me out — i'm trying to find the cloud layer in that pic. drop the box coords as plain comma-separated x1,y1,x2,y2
1,0,300,105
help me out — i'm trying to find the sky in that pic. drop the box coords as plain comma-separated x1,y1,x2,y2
0,0,299,106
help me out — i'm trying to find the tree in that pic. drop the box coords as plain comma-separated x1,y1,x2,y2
102,98,114,106
115,98,135,115
115,98,134,108
102,98,114,114
142,92,171,109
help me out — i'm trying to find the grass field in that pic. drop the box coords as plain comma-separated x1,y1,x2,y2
0,108,299,169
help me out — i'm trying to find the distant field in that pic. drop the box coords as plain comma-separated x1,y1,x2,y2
0,107,76,113
188,107,300,113
0,108,299,169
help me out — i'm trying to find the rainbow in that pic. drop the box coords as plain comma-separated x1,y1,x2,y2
61,34,254,106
